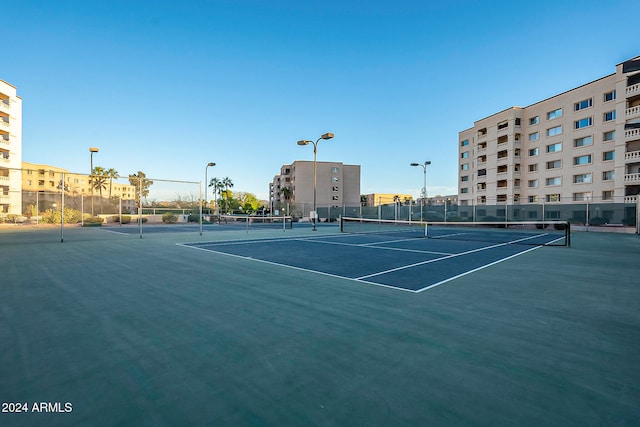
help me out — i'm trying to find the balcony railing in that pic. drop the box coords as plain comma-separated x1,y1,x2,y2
0,137,9,145
624,195,638,203
0,194,9,203
625,150,640,163
0,101,9,114
626,83,640,98
625,105,640,118
0,120,9,130
626,128,640,141
624,173,640,183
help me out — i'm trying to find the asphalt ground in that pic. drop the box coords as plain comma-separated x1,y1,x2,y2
1,224,639,426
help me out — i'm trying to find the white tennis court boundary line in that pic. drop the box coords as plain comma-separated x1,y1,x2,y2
176,237,546,294
176,242,418,293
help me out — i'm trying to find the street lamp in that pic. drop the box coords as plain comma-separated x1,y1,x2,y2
410,161,431,222
297,132,334,231
200,162,216,235
89,147,99,216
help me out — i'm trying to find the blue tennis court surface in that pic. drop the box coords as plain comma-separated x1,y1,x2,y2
179,233,547,292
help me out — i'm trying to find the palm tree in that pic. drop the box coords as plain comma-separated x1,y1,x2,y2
280,186,292,215
222,177,234,213
105,168,119,199
91,167,108,214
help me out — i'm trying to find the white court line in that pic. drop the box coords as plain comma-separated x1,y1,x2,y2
176,243,418,293
414,246,540,293
355,233,543,280
302,238,453,256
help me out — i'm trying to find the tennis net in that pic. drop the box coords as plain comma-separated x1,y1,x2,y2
217,214,293,230
339,217,570,246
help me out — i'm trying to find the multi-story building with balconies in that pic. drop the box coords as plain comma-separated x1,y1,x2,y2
0,80,22,215
22,162,137,213
270,160,361,218
458,55,640,210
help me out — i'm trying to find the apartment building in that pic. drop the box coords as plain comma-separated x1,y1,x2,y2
458,56,640,208
0,80,22,215
362,193,413,207
270,160,361,217
22,162,136,210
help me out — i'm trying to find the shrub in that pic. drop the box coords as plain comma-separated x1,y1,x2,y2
41,208,83,224
84,216,104,224
162,212,178,223
188,214,200,223
111,215,132,224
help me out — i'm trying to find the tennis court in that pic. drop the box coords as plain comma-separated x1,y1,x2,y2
1,224,639,426
180,232,556,293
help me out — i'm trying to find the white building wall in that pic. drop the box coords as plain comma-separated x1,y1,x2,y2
0,80,22,215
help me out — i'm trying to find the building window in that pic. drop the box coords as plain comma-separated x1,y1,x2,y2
573,192,590,202
546,159,562,169
461,151,469,159
528,195,538,203
547,108,562,120
573,173,592,184
461,139,469,146
573,154,592,165
574,136,592,147
461,175,469,182
332,195,339,201
602,190,613,200
331,167,339,173
602,170,614,181
547,125,562,136
497,121,508,130
529,116,539,125
529,132,539,141
546,177,561,186
603,90,616,102
603,111,616,122
603,131,615,141
529,148,539,156
528,163,538,172
497,150,508,159
332,176,339,182
478,168,487,176
515,118,521,126
546,142,562,153
574,98,592,111
602,150,615,161
461,164,469,171
496,195,507,202
574,117,592,129
545,194,561,202
332,186,339,192
461,187,469,194
528,179,538,188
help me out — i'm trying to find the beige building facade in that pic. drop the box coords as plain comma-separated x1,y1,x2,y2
0,80,22,215
458,56,640,207
270,160,361,217
22,162,136,211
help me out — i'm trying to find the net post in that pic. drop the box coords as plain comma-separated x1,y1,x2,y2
339,215,344,233
566,221,571,247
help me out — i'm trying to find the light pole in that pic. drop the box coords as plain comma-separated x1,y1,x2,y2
297,132,334,231
89,147,99,216
410,161,431,222
200,162,215,235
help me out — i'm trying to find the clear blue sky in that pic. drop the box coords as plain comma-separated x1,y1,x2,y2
3,0,638,200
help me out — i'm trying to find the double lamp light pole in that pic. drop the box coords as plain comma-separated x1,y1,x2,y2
297,132,334,231
410,160,431,222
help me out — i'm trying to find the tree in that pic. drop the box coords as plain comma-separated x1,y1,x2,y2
208,177,225,214
129,171,154,207
234,191,261,212
222,177,234,213
91,167,108,213
281,187,292,215
105,168,119,199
